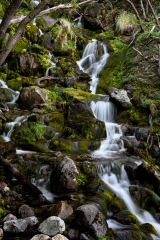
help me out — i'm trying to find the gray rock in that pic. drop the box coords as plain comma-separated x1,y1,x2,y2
3,219,28,233
26,216,39,227
50,156,79,192
20,53,41,76
30,234,51,240
135,127,150,141
0,228,3,240
108,88,132,108
51,234,69,240
3,214,17,222
19,204,35,218
76,204,108,238
19,86,46,109
38,216,65,237
47,201,73,220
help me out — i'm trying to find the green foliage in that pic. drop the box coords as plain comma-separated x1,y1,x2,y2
76,173,86,186
29,122,44,140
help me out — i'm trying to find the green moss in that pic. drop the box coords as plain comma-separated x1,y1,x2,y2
47,112,64,132
63,87,94,101
78,141,89,151
12,37,28,52
113,210,139,225
110,197,125,213
76,173,86,186
29,122,44,140
97,47,126,94
23,23,39,42
49,139,74,151
140,223,157,236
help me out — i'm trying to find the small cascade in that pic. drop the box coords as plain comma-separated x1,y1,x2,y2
31,165,57,202
74,15,83,28
91,97,125,157
97,163,160,238
45,52,56,77
0,79,19,109
2,115,28,142
77,39,110,94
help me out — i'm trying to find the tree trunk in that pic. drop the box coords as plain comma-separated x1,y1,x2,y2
0,0,52,66
0,156,48,202
0,0,23,40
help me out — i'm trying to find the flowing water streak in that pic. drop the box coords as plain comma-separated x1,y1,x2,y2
97,164,160,238
91,97,125,157
2,115,28,142
77,39,110,94
45,52,56,77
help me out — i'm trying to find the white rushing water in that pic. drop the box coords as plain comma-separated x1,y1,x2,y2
98,164,160,239
77,39,109,94
45,52,56,77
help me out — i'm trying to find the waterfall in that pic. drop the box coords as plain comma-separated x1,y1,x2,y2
77,39,109,94
2,115,28,142
91,98,125,157
97,163,160,238
45,52,56,77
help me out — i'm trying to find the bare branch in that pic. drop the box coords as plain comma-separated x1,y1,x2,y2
140,0,146,20
125,0,144,32
147,0,160,27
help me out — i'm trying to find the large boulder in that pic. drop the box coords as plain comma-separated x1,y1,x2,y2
83,2,114,31
66,99,105,140
47,201,73,220
108,88,132,109
19,52,41,76
18,86,46,109
50,156,79,193
76,204,108,238
38,216,65,237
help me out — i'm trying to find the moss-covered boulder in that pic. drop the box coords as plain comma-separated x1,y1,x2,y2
49,138,74,152
66,98,106,140
18,86,47,109
129,185,160,214
112,210,139,225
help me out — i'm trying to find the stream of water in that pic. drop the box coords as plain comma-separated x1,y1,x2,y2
77,39,160,239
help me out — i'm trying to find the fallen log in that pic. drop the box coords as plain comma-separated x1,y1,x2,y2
35,76,61,87
0,156,48,203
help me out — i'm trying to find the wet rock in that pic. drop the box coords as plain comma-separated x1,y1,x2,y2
18,204,35,218
3,219,28,233
30,234,51,240
121,136,140,154
112,210,138,225
148,144,160,158
83,2,114,31
0,228,3,240
135,162,160,196
41,15,57,27
50,156,79,192
3,214,17,222
47,201,73,220
67,99,105,140
19,86,46,109
79,233,90,240
38,216,65,237
135,127,150,141
76,204,108,238
20,52,41,76
108,88,132,109
140,223,158,236
115,229,153,240
52,234,69,240
68,229,79,239
129,185,160,212
25,216,39,227
124,161,139,180
0,141,16,157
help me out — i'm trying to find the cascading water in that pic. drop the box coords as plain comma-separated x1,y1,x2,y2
77,39,110,94
77,40,160,239
97,163,160,239
77,40,125,158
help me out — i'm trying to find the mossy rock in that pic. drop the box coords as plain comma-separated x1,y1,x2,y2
110,196,125,213
26,142,50,153
63,87,94,101
23,23,39,42
49,138,74,152
46,112,64,132
113,210,139,225
140,223,158,236
78,140,89,151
